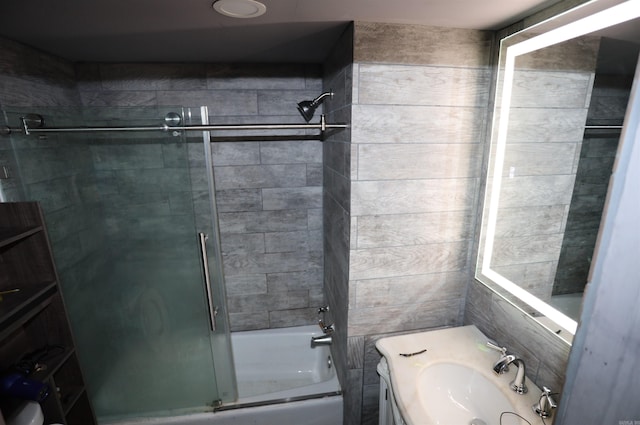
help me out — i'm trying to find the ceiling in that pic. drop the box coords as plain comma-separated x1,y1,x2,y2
0,0,562,63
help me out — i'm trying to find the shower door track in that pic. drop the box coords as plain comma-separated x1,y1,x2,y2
1,113,348,138
213,390,343,412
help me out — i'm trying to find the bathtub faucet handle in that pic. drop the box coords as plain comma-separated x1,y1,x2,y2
321,323,334,334
317,306,333,332
319,320,334,333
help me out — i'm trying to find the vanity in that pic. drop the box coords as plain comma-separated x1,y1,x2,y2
376,326,549,425
375,0,640,422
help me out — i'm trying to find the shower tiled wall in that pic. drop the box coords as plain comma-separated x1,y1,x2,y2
76,63,325,331
0,38,111,358
0,37,80,207
322,22,354,425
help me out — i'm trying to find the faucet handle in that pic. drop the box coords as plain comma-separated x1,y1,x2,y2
321,323,335,334
486,340,507,356
487,341,513,374
533,386,557,418
317,306,333,332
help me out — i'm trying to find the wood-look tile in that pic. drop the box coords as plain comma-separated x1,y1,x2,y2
352,178,478,216
98,63,207,91
352,104,486,144
514,35,599,72
493,205,566,238
210,142,261,166
224,274,268,295
356,211,473,248
358,65,491,107
353,271,468,308
79,90,157,107
206,63,310,90
262,186,322,210
357,143,482,180
504,107,588,143
259,140,322,164
499,175,575,208
354,22,492,67
349,241,468,280
503,143,577,176
218,210,308,233
511,69,593,109
269,308,317,328
214,188,262,212
156,90,257,115
348,298,463,336
492,234,564,266
213,164,307,190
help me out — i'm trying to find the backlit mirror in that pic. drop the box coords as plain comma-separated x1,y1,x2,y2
477,0,640,342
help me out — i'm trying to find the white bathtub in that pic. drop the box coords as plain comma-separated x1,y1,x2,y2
111,325,342,425
228,325,340,406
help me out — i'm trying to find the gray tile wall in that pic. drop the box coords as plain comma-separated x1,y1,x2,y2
554,50,636,294
0,37,81,203
76,62,325,331
344,22,493,425
0,37,112,372
322,23,354,425
464,281,571,395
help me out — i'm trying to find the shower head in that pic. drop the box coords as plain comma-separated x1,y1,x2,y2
297,91,333,122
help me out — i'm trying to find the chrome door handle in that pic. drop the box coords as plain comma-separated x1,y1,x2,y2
198,232,217,331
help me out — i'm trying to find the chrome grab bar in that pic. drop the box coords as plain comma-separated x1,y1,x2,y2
198,232,217,331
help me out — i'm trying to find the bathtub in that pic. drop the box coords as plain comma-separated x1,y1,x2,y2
110,325,342,425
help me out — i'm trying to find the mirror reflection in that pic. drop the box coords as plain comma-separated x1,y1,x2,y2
477,1,640,342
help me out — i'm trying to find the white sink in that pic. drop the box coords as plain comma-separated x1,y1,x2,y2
417,362,520,425
375,326,541,425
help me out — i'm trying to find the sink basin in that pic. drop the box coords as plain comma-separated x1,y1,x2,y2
376,326,542,425
418,362,522,425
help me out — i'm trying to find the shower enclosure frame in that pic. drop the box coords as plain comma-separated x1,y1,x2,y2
2,112,348,137
1,105,346,421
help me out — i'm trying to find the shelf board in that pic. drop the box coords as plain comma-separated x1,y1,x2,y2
0,282,57,340
0,226,43,249
30,346,76,382
62,386,87,416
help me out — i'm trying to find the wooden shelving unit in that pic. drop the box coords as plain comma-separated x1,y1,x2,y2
0,202,96,425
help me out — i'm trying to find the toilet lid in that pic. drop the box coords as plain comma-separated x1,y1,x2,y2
7,401,43,425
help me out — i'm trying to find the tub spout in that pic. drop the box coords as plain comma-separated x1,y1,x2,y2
311,334,333,347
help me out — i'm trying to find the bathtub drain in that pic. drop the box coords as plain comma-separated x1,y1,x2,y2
327,356,332,369
469,419,487,425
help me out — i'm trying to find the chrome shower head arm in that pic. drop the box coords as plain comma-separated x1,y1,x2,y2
311,91,333,107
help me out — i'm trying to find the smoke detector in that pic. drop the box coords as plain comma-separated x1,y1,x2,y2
212,0,267,18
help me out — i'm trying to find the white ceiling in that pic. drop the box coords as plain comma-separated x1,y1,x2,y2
0,0,562,63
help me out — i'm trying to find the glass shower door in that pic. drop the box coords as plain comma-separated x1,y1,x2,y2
1,106,236,420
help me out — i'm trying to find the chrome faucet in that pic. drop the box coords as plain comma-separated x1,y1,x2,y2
311,330,333,347
487,341,528,394
533,386,557,418
311,306,334,347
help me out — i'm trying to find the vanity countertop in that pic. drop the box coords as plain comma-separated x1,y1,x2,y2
376,325,544,425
